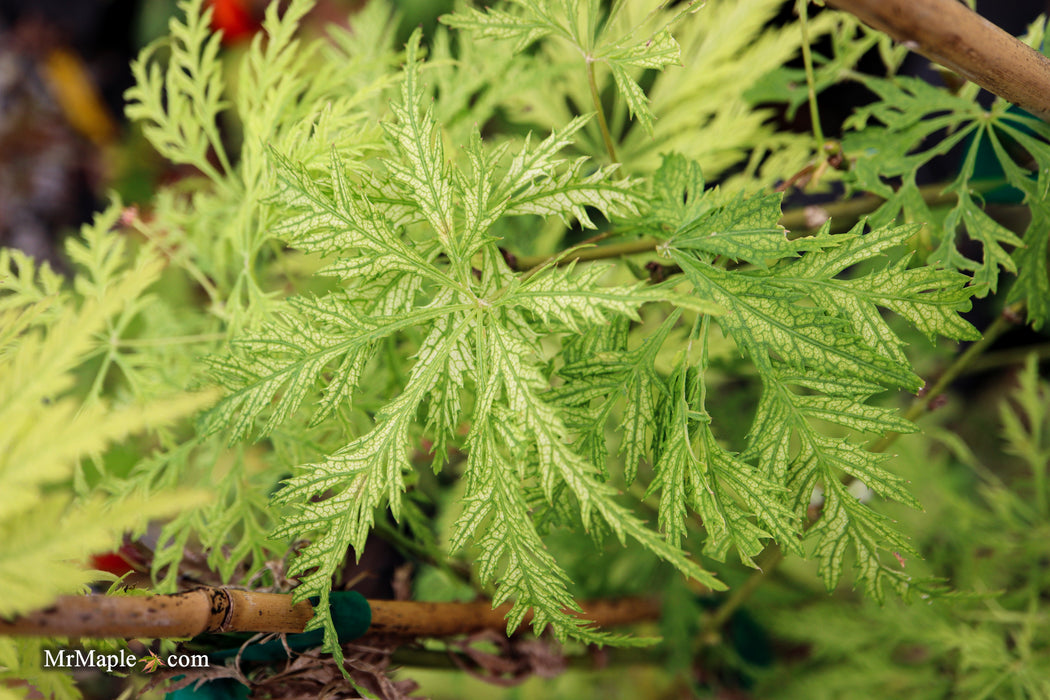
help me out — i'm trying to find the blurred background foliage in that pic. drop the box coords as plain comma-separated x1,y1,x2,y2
2,1,1050,698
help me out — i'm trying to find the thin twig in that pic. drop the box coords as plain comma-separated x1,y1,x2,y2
960,342,1050,375
389,645,668,671
796,0,825,147
700,546,784,642
519,230,616,279
867,302,1026,454
128,217,226,319
373,521,476,590
116,333,226,348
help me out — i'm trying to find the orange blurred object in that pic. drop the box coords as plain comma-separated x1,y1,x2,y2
41,47,117,147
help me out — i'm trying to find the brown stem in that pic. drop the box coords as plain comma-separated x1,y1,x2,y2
826,0,1050,121
519,229,616,279
701,547,784,642
0,589,660,640
368,597,660,638
374,521,476,590
779,184,961,234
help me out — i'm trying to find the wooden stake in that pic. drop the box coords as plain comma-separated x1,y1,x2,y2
827,0,1050,121
0,589,661,640
0,589,314,639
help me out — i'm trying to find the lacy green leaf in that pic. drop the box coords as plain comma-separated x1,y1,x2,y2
843,73,1050,298
643,154,977,598
203,31,725,654
442,0,686,134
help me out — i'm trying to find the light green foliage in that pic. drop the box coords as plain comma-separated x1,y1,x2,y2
745,13,909,120
1009,170,1050,329
444,0,833,186
763,356,1050,699
200,9,974,647
615,0,835,182
647,332,797,561
0,215,214,619
126,0,398,325
441,0,685,136
757,13,1050,327
0,638,78,700
113,0,405,602
843,77,1034,294
999,355,1050,516
0,212,214,697
126,0,230,181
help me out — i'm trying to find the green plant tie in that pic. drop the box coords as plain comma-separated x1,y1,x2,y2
166,591,371,698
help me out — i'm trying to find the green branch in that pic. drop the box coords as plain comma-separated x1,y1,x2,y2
796,0,825,147
511,183,970,271
587,59,620,164
868,301,1027,454
961,342,1050,375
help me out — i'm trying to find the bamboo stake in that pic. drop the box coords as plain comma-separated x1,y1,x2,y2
827,0,1050,121
0,589,660,640
0,589,314,639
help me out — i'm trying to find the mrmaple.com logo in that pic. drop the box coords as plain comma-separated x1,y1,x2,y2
42,648,209,673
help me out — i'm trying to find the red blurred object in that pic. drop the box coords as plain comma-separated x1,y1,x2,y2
88,538,149,578
207,0,261,44
90,552,135,577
